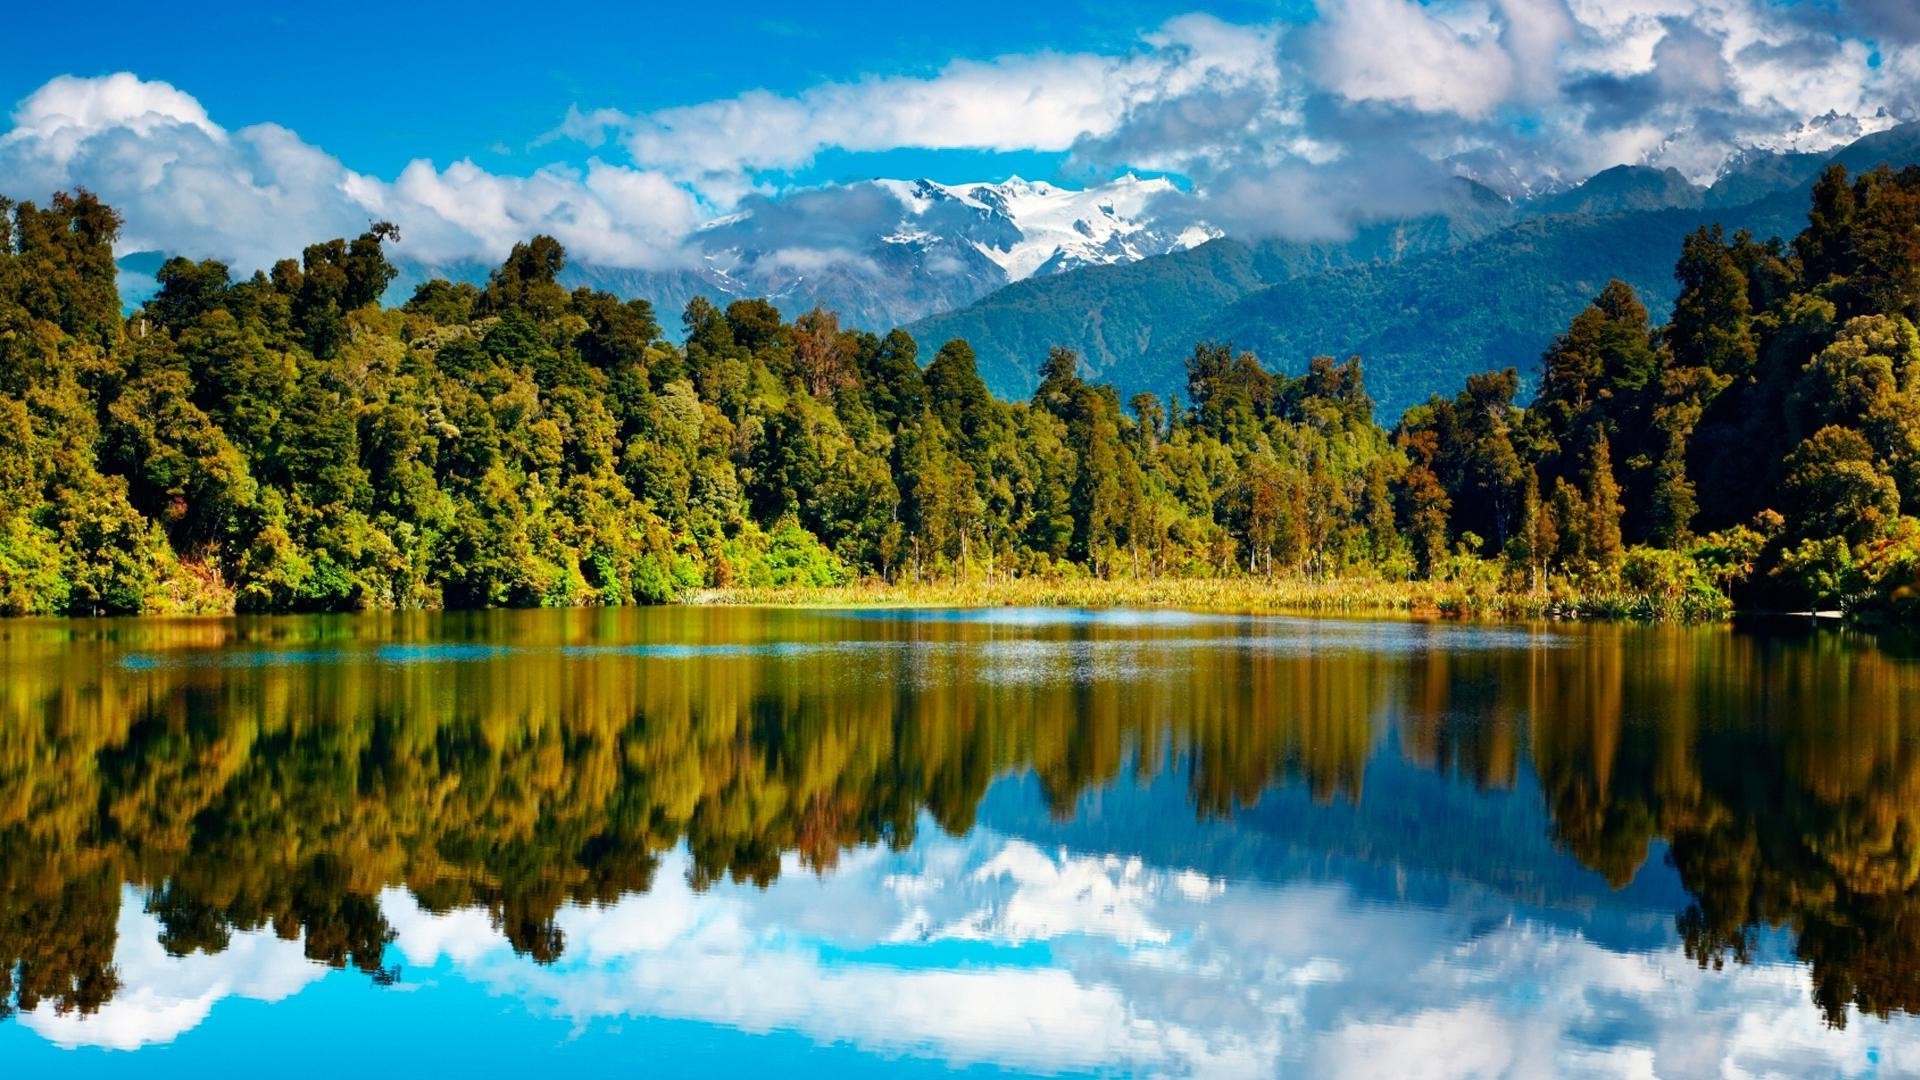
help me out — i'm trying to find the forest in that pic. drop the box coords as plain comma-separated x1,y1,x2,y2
4,164,1920,619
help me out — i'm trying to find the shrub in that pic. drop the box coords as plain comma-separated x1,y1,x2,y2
1619,546,1731,621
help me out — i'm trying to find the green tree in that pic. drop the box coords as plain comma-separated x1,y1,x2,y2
1783,426,1899,546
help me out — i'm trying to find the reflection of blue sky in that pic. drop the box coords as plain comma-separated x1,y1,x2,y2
14,772,1920,1077
992,743,1696,958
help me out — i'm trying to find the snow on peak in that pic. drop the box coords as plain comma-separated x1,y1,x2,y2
1758,110,1900,156
874,174,1210,282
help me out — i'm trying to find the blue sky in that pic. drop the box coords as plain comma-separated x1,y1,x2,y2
1,0,1914,271
1,0,1295,186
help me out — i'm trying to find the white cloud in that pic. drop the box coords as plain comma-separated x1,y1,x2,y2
384,157,702,267
0,74,702,273
3,72,219,161
1306,0,1517,119
568,15,1283,204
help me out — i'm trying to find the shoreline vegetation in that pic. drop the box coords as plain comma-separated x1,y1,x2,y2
688,571,1733,622
5,164,1920,625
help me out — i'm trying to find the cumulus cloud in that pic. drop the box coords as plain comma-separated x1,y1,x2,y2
0,74,703,273
556,13,1284,208
1303,0,1517,119
4,72,220,157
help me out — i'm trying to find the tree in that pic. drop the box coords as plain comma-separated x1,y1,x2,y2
478,234,568,320
1583,434,1626,570
1396,428,1451,576
1646,439,1697,548
1535,281,1660,444
148,258,233,332
1668,227,1755,380
1796,164,1856,288
1843,167,1920,321
1419,371,1526,548
1509,468,1554,589
6,191,124,350
288,222,399,357
858,328,924,430
1783,426,1899,546
404,279,479,325
791,307,857,397
1186,341,1269,439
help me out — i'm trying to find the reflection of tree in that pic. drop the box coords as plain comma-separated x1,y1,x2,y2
1185,646,1382,815
1530,627,1920,1028
5,611,1920,1032
1395,648,1523,792
0,611,1393,1018
0,860,120,1020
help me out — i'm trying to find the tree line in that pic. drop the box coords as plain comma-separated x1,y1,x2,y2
3,165,1920,617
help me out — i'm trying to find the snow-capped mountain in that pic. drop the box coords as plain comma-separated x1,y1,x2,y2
867,175,1215,280
384,173,1213,336
680,174,1214,328
1758,109,1901,156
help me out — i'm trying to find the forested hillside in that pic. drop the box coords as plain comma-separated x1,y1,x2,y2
1207,189,1824,418
4,163,1920,620
908,177,1518,398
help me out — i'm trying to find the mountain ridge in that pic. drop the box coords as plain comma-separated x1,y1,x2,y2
111,122,1920,420
909,122,1920,418
388,174,1208,335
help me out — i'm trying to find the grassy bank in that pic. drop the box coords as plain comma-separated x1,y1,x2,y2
688,572,1733,621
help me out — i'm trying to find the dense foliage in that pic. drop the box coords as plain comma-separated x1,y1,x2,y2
4,164,1920,619
1395,161,1920,620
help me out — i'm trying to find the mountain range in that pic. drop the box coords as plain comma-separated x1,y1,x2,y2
911,122,1920,418
113,122,1920,422
376,174,1212,335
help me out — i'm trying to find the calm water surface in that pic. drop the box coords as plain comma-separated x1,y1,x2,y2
3,607,1919,1077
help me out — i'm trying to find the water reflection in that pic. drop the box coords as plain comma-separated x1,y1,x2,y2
2,609,1919,1073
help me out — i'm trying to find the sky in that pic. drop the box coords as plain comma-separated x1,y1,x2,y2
2,0,1917,271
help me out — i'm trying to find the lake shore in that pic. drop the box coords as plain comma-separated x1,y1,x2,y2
685,574,1731,621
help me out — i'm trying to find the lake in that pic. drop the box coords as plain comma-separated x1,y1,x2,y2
2,607,1918,1077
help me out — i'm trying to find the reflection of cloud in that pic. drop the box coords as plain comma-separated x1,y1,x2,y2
948,844,1171,946
402,832,1920,1077
21,888,327,1051
387,844,1221,1074
25,833,1920,1074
